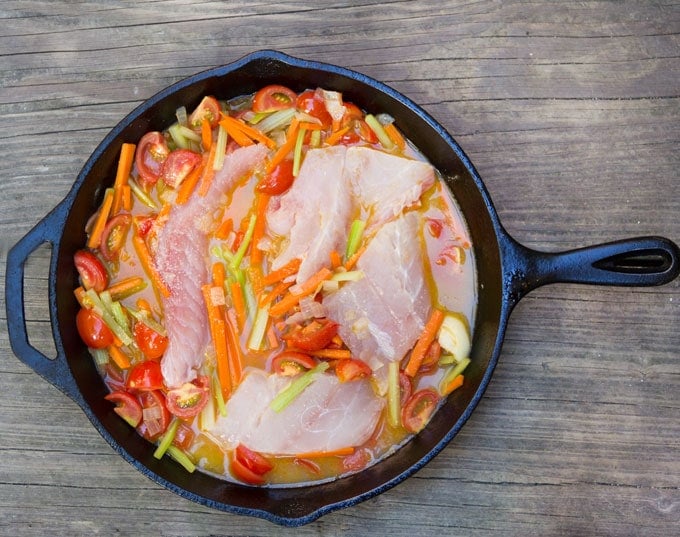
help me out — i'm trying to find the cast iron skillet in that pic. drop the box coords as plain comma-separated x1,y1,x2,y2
6,50,680,526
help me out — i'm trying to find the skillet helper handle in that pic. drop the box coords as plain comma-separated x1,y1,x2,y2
506,236,680,302
5,204,79,401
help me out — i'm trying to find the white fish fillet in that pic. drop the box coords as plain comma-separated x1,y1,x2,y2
156,145,268,388
208,369,384,455
323,212,431,371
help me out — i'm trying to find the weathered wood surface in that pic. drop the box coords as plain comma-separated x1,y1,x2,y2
1,1,678,536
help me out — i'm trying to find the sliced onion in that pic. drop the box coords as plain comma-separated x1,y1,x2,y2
142,405,162,423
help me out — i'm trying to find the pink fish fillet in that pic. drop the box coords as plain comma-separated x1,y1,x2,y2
208,369,384,455
155,144,268,388
345,146,435,228
323,212,431,371
266,145,351,283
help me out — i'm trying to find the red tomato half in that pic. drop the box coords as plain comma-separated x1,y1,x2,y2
133,321,168,361
100,214,131,261
188,96,221,129
235,444,274,475
137,389,170,441
74,250,108,292
135,131,169,186
342,102,364,125
256,159,295,195
271,351,317,376
105,390,142,427
231,457,266,486
296,90,332,127
401,388,439,433
283,319,338,352
165,381,209,419
159,149,201,189
252,85,297,112
126,360,164,391
335,358,372,382
76,308,114,349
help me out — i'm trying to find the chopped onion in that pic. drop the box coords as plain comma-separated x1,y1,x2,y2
321,90,346,121
143,405,162,423
175,106,188,127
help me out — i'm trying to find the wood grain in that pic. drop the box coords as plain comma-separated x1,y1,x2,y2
1,1,679,536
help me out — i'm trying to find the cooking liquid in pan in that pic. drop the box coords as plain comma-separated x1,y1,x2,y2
73,86,477,486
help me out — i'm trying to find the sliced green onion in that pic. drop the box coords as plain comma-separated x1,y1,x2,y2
85,289,132,346
128,308,167,337
199,390,217,431
256,108,296,133
110,301,132,339
438,354,457,366
89,347,109,367
247,304,270,351
128,178,158,210
229,214,256,272
387,361,401,427
439,357,471,395
168,123,190,150
211,245,235,265
292,127,306,177
309,128,321,148
242,279,257,323
177,125,202,143
153,418,180,459
271,362,329,413
165,445,196,473
212,371,227,418
365,114,395,150
345,219,366,260
212,124,228,171
246,111,271,125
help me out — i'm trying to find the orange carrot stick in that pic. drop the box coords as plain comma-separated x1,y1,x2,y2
325,125,350,146
344,244,367,270
212,262,226,289
298,121,324,131
87,189,114,248
295,446,355,459
262,257,301,286
309,348,352,360
121,185,132,211
442,374,464,396
201,118,212,151
111,143,135,215
74,286,88,308
198,142,217,197
108,345,131,369
225,308,243,389
258,279,293,307
329,250,342,270
384,123,406,151
266,118,299,173
249,193,270,265
132,235,170,298
269,267,333,317
218,116,254,147
106,276,146,301
201,284,231,399
220,115,276,148
405,309,446,377
214,217,233,240
230,281,247,331
175,157,205,204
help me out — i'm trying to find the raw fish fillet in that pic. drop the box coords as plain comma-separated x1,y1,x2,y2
155,145,268,387
323,212,431,371
345,146,435,228
209,369,384,455
266,146,351,283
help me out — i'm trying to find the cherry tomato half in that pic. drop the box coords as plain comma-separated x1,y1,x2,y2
296,90,332,127
133,321,168,361
335,358,372,383
100,214,131,261
76,308,114,349
159,149,202,189
126,360,164,391
74,249,108,292
165,381,209,419
283,319,338,352
271,351,317,376
401,388,439,434
231,457,266,486
341,102,364,125
256,159,295,195
105,390,143,427
188,96,221,130
235,444,274,475
342,447,371,473
136,389,171,441
252,84,297,113
135,131,170,186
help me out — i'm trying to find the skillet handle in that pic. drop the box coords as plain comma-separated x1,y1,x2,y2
504,235,680,303
5,203,80,401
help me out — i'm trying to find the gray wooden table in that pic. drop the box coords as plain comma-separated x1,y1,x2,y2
1,2,678,536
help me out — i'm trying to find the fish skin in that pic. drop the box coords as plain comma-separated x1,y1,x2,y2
156,145,268,388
